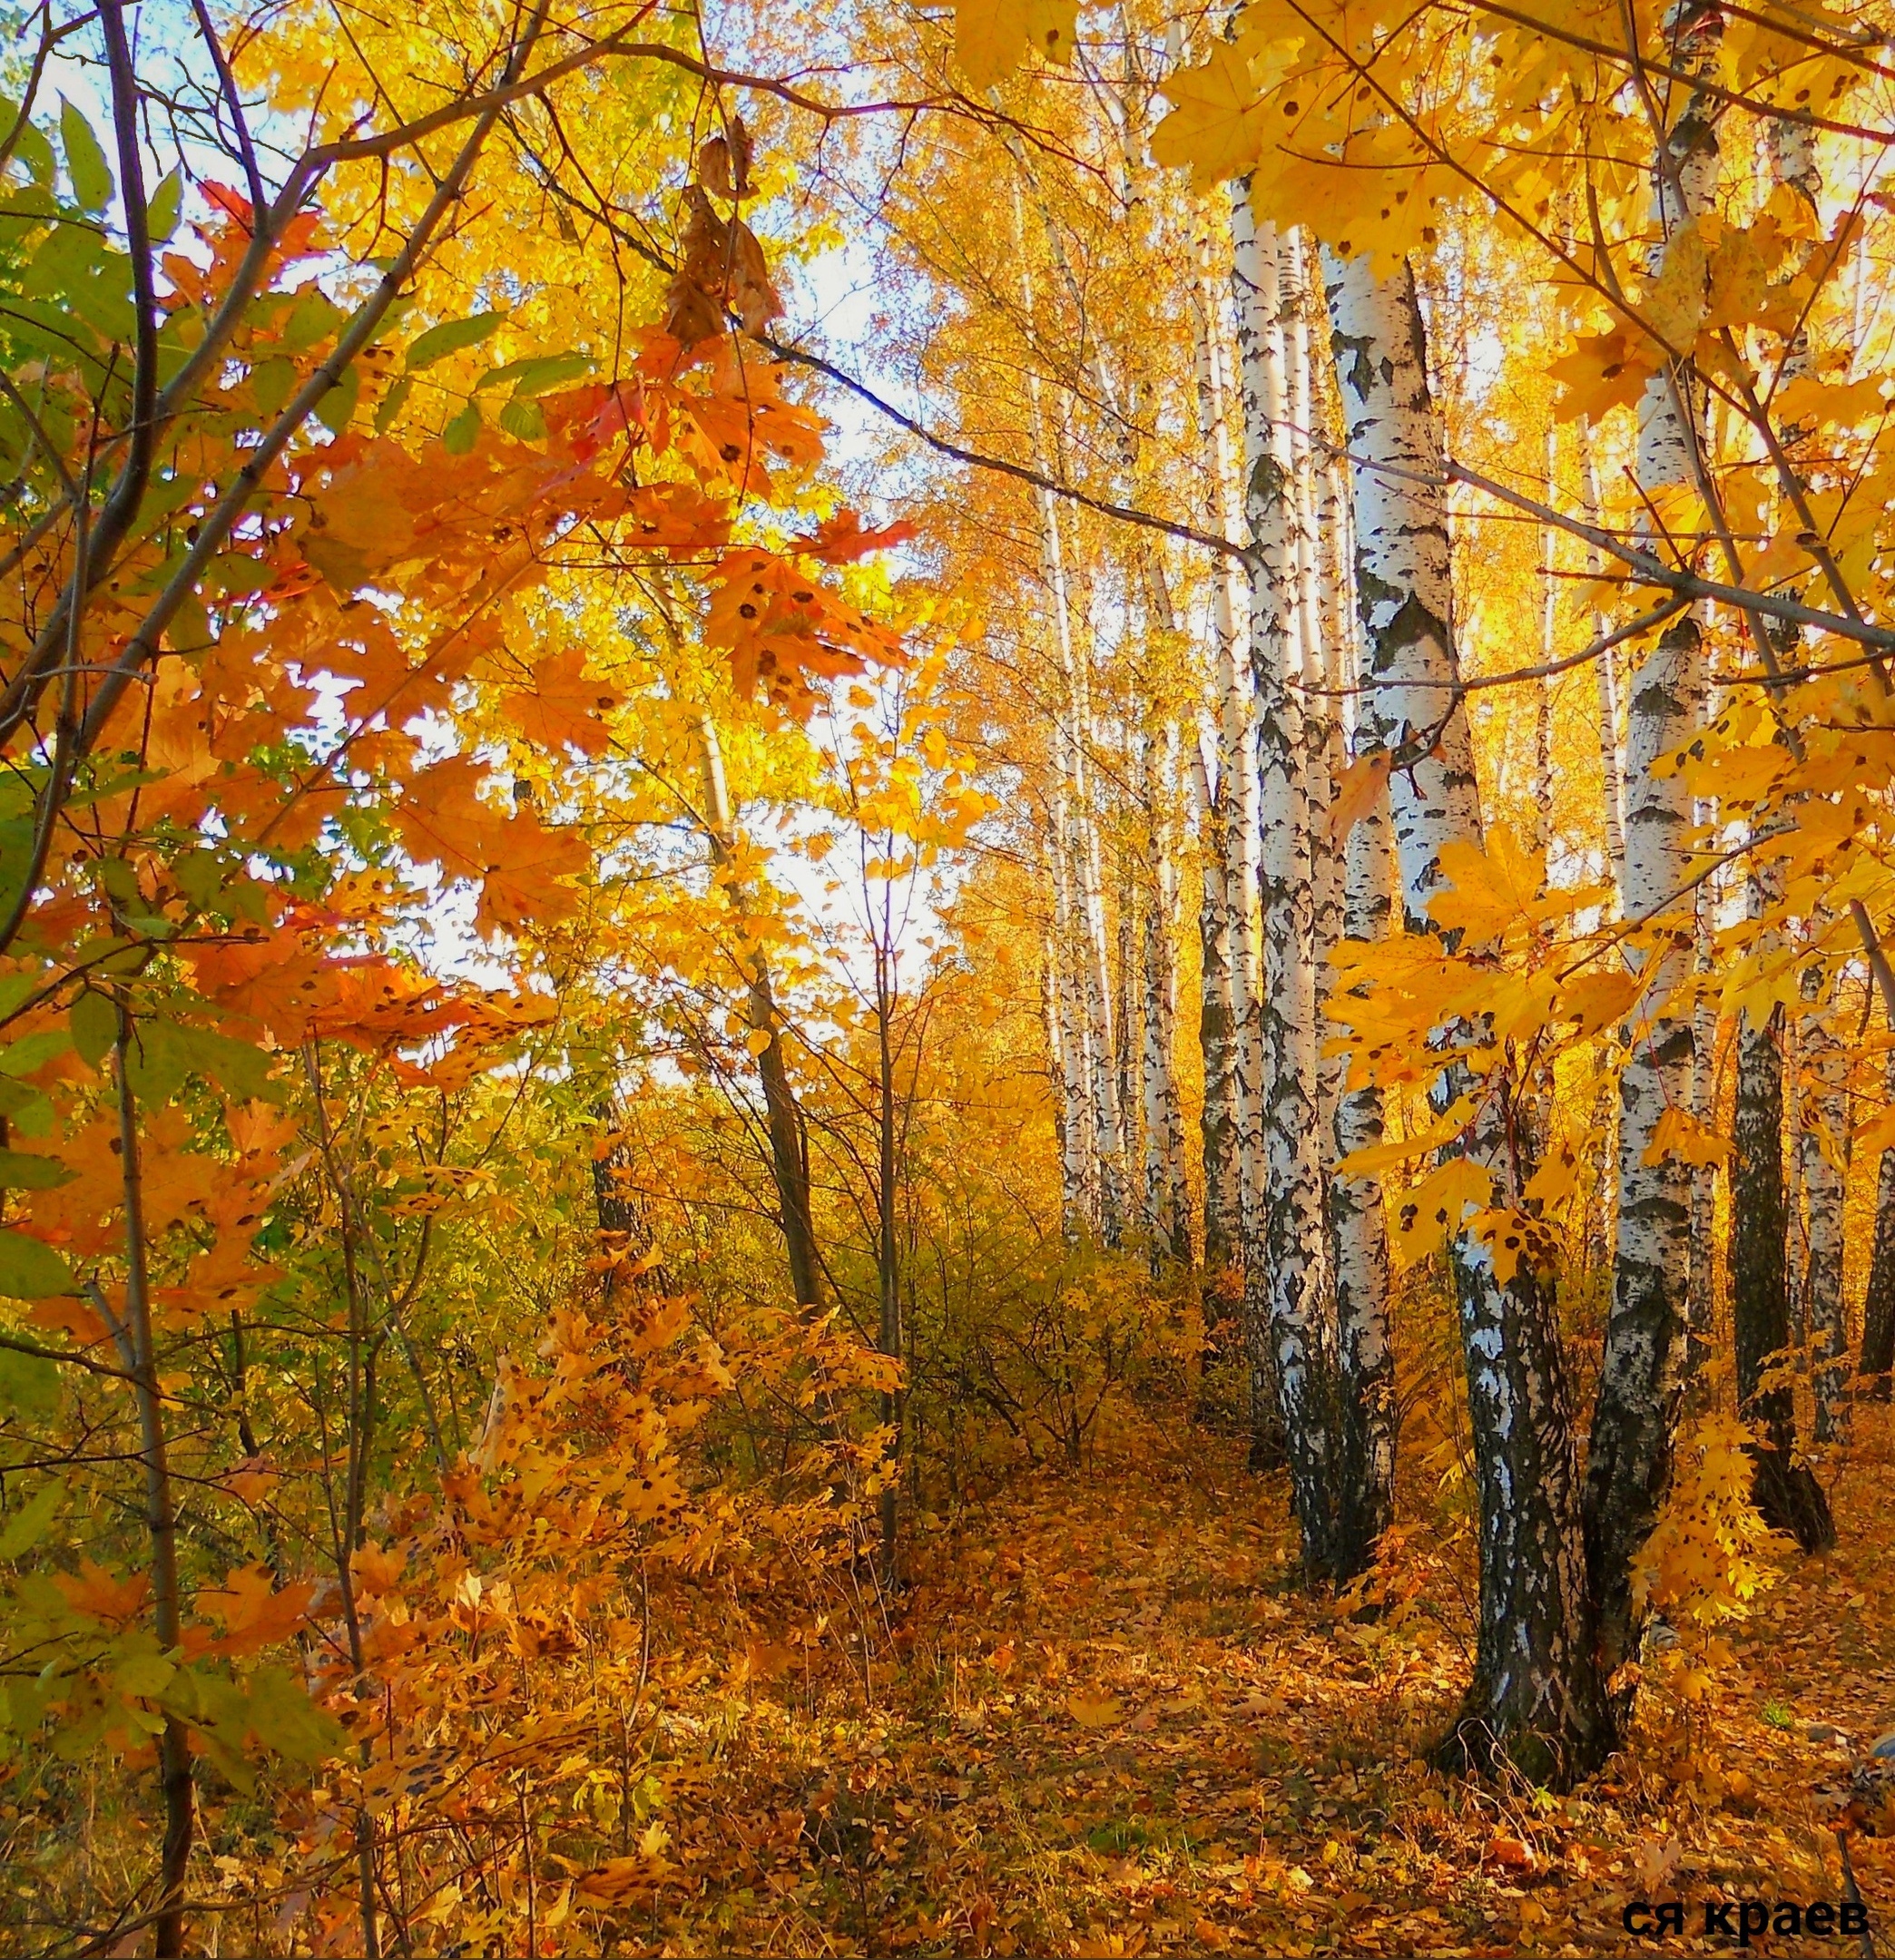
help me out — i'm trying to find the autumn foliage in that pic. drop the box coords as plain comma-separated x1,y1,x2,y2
5,0,1895,1954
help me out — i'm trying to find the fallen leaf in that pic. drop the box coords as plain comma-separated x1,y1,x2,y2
1066,1693,1123,1730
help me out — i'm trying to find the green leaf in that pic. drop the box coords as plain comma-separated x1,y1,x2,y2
249,353,297,419
313,362,359,438
125,1021,275,1106
0,1029,71,1075
58,98,113,211
10,117,54,188
0,970,43,1018
113,1647,178,1699
244,1666,345,1765
497,397,547,443
0,1150,74,1191
68,989,114,1069
0,1346,61,1414
146,166,182,241
406,310,507,371
204,554,275,598
283,289,345,354
373,373,413,435
0,1477,64,1557
477,352,594,398
0,1079,52,1135
443,401,482,455
0,1231,72,1300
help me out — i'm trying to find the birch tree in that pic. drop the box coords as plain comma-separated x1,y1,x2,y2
1235,194,1336,1553
1140,717,1193,1265
1330,249,1611,1778
1582,0,1722,1668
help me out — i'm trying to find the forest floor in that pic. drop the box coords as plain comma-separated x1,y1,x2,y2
655,1406,1895,1957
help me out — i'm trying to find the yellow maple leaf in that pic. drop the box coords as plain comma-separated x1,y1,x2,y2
1066,1693,1123,1729
1390,1157,1493,1267
1150,35,1302,191
1640,218,1709,350
1429,836,1542,949
1468,1206,1558,1289
1547,328,1655,424
952,0,1076,92
1642,1107,1732,1169
1523,1140,1582,1211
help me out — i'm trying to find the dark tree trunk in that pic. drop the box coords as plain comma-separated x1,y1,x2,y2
1434,1246,1617,1788
1732,1006,1835,1551
1860,1052,1895,1402
1585,990,1694,1678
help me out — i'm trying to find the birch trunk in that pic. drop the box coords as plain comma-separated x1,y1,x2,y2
1141,718,1192,1266
1801,949,1849,1442
1583,13,1721,1671
1313,453,1352,1143
1725,100,1835,1546
1237,191,1335,1551
1580,432,1625,909
1330,249,1611,1779
1189,731,1242,1271
1187,226,1253,1285
1015,178,1127,1244
1050,815,1098,1235
1861,1041,1895,1401
1042,930,1086,1237
1330,485,1398,1582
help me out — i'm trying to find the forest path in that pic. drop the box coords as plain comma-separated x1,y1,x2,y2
682,1416,1895,1955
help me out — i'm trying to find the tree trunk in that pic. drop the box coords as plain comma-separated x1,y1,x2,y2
1330,248,1612,1781
1580,430,1625,911
699,716,823,1309
1015,176,1127,1243
1801,942,1849,1443
1733,1005,1835,1546
1188,733,1242,1271
1190,209,1269,1443
1141,717,1193,1266
1330,491,1398,1583
115,1003,196,1959
1861,1040,1895,1401
1723,86,1836,1547
1237,192,1336,1563
874,926,902,1583
1584,7,1723,1673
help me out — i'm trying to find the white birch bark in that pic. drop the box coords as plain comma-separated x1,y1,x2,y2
1802,948,1849,1441
1036,445,1126,1244
1534,426,1556,861
1330,246,1610,1779
1014,181,1127,1245
1188,729,1242,1269
1580,431,1625,909
1236,188,1333,1541
1330,451,1397,1577
1189,214,1256,1279
1313,453,1352,1144
1043,924,1088,1236
1049,816,1097,1234
1140,717,1192,1266
1586,6,1718,1663
1770,115,1848,1444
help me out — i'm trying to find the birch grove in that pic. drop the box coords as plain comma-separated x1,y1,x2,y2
33,19,1895,1945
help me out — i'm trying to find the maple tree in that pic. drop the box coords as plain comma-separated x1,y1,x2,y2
7,0,1895,1952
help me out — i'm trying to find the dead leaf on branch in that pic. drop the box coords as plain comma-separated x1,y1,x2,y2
699,118,753,201
666,185,783,349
